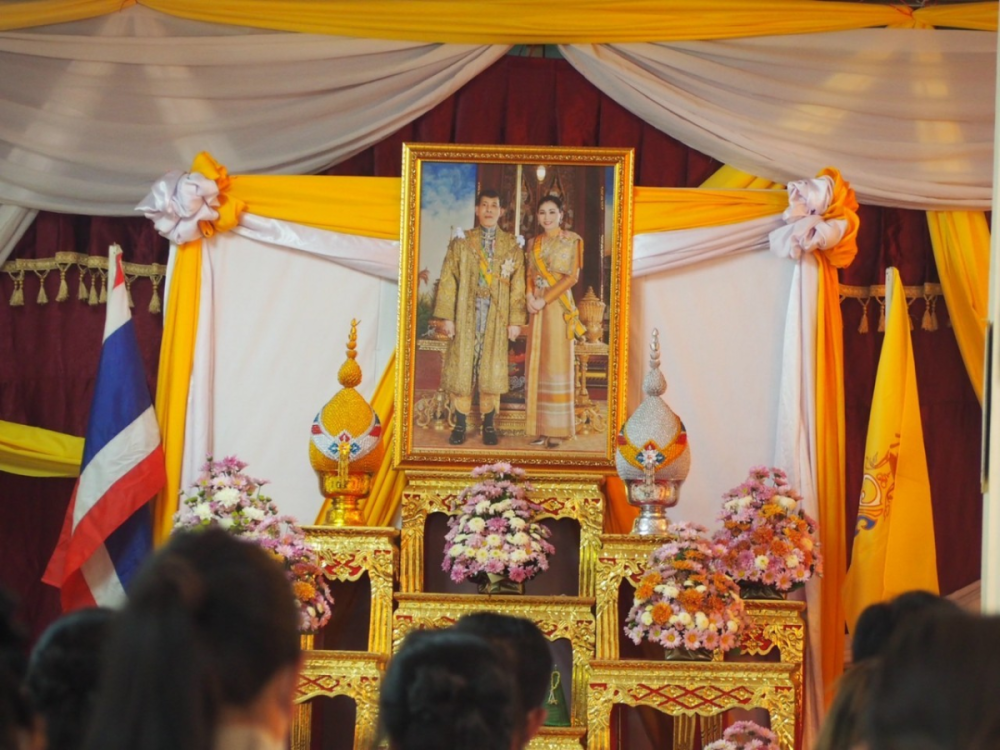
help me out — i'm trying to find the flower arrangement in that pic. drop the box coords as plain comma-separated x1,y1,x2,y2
442,462,554,587
173,456,334,633
704,721,779,750
624,522,747,654
713,466,822,593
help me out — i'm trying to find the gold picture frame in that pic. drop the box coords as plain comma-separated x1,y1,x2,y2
395,143,633,469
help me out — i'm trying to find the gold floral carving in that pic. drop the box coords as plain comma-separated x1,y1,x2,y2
528,727,587,750
304,526,399,655
293,651,386,750
587,660,798,750
400,471,604,596
393,593,595,726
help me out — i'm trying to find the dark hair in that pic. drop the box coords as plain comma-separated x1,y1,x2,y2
0,589,32,750
83,529,301,750
863,612,1000,750
453,613,552,712
476,188,501,204
380,630,517,750
852,590,961,662
814,660,878,750
25,607,114,750
536,194,563,212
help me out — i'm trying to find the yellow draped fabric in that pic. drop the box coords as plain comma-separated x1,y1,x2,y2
632,185,787,235
229,175,401,241
927,211,989,406
0,420,83,478
2,0,995,36
152,238,201,543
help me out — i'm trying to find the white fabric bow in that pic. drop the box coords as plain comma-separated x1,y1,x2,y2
135,170,221,244
768,175,847,260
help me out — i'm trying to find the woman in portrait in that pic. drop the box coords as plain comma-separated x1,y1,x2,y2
525,194,584,449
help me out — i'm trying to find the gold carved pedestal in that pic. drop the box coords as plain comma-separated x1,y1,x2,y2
400,471,604,597
574,340,609,436
292,528,399,750
587,660,798,750
594,535,806,749
393,593,596,729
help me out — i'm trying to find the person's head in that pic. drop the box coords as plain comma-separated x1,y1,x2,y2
84,529,302,750
852,590,962,663
453,613,552,746
25,607,114,750
475,189,504,229
536,195,564,234
863,611,1000,750
380,630,518,750
813,660,878,750
0,589,40,750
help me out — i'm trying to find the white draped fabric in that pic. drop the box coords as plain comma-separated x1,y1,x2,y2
0,205,38,265
561,30,995,210
0,7,506,214
0,7,993,214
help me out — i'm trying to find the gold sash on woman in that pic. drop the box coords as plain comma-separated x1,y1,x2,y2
532,236,585,340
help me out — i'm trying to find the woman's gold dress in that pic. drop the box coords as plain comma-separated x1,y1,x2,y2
525,231,583,439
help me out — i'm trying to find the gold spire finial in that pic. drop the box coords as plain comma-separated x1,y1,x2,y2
338,319,362,388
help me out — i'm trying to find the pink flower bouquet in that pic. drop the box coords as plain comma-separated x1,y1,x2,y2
624,522,747,654
174,455,334,633
713,466,822,593
704,721,779,750
442,462,554,586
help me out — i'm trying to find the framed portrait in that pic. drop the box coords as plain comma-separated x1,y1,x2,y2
394,144,634,469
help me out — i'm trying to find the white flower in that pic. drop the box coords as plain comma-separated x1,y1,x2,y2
738,495,754,507
695,585,707,593
475,548,490,563
664,586,679,599
509,517,526,530
678,612,693,626
194,502,213,521
640,611,654,626
475,500,490,514
724,498,739,511
775,495,798,511
488,549,508,562
502,510,517,519
727,620,739,633
755,555,770,570
243,506,265,521
486,534,503,548
467,517,486,533
510,532,529,546
510,549,529,563
694,612,710,630
785,553,801,568
214,487,241,509
449,544,465,558
218,516,235,530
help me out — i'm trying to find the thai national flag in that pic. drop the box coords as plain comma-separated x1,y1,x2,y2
43,244,166,611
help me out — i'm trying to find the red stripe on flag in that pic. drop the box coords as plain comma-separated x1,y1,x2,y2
53,448,165,584
61,569,99,612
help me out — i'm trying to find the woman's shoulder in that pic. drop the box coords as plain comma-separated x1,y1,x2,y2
560,230,582,242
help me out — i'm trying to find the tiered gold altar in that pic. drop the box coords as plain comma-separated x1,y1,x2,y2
293,477,804,749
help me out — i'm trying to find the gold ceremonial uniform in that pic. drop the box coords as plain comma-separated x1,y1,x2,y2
433,226,527,401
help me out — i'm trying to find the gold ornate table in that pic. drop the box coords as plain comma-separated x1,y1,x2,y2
400,472,604,596
293,650,386,750
587,660,798,750
529,726,587,750
304,526,399,654
393,592,596,727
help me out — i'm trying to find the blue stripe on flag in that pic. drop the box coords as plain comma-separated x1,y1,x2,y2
104,503,152,592
81,320,152,472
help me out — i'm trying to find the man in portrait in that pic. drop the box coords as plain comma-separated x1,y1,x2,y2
433,189,527,446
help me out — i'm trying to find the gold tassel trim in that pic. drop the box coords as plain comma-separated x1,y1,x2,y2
2,251,166,313
841,282,945,334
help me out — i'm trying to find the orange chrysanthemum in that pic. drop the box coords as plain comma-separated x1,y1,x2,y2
652,602,672,625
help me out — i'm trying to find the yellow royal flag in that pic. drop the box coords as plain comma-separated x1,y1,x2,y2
843,267,939,633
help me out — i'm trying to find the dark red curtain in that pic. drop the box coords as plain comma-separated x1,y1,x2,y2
0,55,980,641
